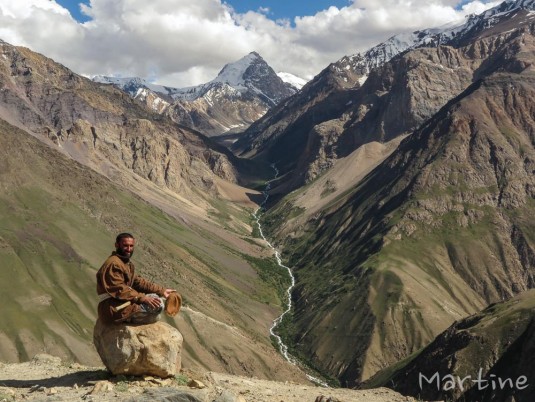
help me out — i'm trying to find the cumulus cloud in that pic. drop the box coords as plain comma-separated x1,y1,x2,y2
0,0,500,86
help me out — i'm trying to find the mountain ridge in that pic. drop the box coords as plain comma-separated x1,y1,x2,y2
233,0,535,198
365,289,535,402
94,52,300,136
0,39,240,199
264,73,535,384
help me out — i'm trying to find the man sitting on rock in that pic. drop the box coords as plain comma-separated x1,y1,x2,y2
96,232,179,325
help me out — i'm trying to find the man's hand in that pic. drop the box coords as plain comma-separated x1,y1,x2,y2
163,289,176,298
140,295,162,309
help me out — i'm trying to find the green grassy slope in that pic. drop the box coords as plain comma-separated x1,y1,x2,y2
0,118,297,380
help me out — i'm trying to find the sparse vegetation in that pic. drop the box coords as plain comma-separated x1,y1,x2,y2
250,215,262,238
240,253,292,307
0,119,298,377
114,381,129,392
0,393,15,402
320,179,337,198
174,373,189,385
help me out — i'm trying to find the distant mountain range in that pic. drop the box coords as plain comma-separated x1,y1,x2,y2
93,52,303,136
338,0,535,78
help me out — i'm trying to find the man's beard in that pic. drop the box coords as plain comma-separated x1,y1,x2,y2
116,248,134,258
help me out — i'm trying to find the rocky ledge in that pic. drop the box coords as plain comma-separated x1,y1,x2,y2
0,354,415,402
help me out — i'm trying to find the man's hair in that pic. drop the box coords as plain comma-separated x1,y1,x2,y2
116,232,135,243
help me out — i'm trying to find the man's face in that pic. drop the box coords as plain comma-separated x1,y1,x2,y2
115,237,135,258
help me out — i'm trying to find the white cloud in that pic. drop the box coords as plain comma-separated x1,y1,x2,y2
0,0,500,87
459,0,502,14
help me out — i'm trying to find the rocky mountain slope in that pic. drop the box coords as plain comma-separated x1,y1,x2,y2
94,52,299,136
234,0,535,198
366,289,535,402
0,39,239,207
260,3,535,387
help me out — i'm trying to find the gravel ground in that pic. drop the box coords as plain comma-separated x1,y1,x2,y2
0,354,417,402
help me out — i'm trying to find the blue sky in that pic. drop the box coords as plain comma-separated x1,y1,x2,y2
56,0,91,22
224,0,354,21
56,0,354,24
0,0,500,87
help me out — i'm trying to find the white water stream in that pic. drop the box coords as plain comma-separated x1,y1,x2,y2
253,165,328,387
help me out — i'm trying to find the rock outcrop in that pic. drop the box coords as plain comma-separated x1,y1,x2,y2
0,354,415,402
93,320,183,377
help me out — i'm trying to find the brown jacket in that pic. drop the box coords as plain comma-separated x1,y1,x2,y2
96,252,165,324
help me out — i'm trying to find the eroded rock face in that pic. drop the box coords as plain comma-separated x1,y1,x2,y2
0,40,238,202
93,319,183,377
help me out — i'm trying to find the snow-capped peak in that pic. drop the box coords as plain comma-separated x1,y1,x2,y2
92,75,172,98
93,52,297,107
212,52,261,89
277,72,308,90
344,0,535,76
170,51,297,105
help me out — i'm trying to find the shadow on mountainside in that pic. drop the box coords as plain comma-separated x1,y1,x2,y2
245,192,266,205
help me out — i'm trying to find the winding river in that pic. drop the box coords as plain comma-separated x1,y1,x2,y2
253,165,328,387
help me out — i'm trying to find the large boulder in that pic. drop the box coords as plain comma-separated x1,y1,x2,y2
93,319,183,377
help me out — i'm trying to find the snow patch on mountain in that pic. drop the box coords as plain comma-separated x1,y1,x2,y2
343,0,535,77
92,75,171,98
93,52,298,110
277,72,308,90
212,52,258,89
